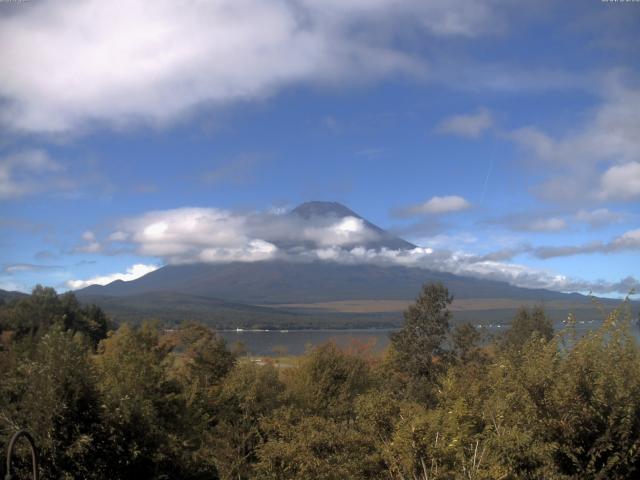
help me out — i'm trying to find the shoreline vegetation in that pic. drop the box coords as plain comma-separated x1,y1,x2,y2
73,295,629,332
1,283,640,479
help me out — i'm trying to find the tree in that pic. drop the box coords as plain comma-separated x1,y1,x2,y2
500,305,553,353
286,342,370,421
171,322,236,392
388,282,452,404
94,322,189,479
255,408,384,480
0,286,111,347
212,362,284,480
58,293,112,348
2,285,64,337
0,326,105,479
451,322,487,366
3,282,640,479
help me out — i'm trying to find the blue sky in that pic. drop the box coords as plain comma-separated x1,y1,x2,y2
0,0,639,296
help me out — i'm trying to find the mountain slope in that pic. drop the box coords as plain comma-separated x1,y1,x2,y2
290,201,416,250
75,201,629,327
77,260,578,304
0,289,28,303
78,290,314,328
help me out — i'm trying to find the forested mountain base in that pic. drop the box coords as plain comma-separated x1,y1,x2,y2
1,284,639,479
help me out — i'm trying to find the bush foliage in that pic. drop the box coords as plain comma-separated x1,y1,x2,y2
1,284,639,479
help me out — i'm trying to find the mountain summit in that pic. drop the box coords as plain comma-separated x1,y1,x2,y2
290,201,363,219
290,201,416,251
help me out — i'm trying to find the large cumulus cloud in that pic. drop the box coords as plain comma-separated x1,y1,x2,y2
108,207,382,264
0,0,514,133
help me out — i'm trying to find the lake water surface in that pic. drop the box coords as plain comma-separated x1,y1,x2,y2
219,320,640,356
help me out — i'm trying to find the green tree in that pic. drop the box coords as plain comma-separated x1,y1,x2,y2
0,326,105,479
451,322,487,366
173,322,236,391
500,305,553,353
255,407,384,480
58,293,112,348
94,322,190,479
286,342,370,421
2,285,64,337
212,362,284,480
480,306,640,478
388,282,453,404
0,286,111,347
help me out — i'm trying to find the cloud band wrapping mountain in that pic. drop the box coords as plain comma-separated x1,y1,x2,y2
67,202,639,295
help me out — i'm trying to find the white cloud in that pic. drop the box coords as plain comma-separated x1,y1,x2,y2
108,231,129,242
613,229,640,249
2,264,62,274
294,245,638,295
508,78,640,203
73,231,619,293
533,228,640,259
75,204,638,295
599,162,640,200
197,239,278,264
445,258,638,295
575,208,626,228
399,195,472,216
436,107,493,138
522,217,567,232
0,149,111,200
66,263,159,289
490,208,628,233
74,230,102,253
113,215,419,268
299,216,375,247
0,150,62,199
511,82,640,169
302,0,506,38
439,64,590,93
0,0,516,133
121,208,257,262
109,207,382,264
290,229,639,295
486,213,567,233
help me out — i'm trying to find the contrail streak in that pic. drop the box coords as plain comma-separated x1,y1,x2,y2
480,156,494,205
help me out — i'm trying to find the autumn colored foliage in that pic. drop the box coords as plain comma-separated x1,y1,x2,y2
1,284,639,479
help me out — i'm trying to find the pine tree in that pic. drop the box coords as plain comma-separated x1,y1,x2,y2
389,282,452,404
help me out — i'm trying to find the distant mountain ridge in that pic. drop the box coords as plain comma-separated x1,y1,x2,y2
0,289,28,303
77,260,578,304
74,201,630,327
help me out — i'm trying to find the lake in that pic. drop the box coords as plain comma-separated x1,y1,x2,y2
218,319,639,356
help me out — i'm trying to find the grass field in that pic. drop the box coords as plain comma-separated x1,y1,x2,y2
263,297,618,314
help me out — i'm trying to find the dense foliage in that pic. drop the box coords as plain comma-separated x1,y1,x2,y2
1,284,639,479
